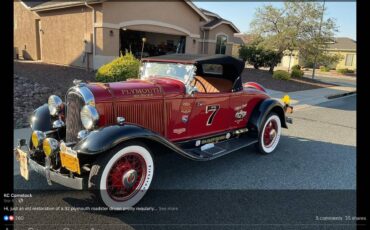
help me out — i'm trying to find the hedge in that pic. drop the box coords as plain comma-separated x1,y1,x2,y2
273,70,290,80
336,68,355,74
96,53,140,82
291,64,301,71
320,66,331,72
291,69,304,78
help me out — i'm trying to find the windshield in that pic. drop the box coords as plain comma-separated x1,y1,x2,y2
140,62,196,84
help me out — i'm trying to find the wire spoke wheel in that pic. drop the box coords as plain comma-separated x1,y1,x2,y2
106,153,147,201
258,113,281,154
90,143,154,209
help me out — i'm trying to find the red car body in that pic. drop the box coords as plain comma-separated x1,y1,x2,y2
15,54,292,209
89,77,269,142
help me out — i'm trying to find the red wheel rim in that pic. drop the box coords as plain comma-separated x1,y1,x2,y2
106,153,147,201
263,119,278,147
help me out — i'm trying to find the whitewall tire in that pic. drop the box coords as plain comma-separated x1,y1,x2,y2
257,113,281,154
89,142,154,210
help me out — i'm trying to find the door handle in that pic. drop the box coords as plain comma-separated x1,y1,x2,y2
196,101,205,107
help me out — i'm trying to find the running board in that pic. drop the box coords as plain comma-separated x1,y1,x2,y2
184,135,258,160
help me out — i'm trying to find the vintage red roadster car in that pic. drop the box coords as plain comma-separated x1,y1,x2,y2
15,54,292,209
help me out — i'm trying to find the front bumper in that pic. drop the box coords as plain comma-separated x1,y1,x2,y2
286,116,293,124
284,105,293,124
14,148,84,190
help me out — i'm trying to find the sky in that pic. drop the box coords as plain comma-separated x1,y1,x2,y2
193,1,356,40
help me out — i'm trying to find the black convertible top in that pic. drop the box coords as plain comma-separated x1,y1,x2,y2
142,54,244,75
142,54,245,91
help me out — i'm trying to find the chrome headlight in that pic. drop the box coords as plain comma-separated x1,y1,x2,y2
80,105,99,130
48,95,63,116
52,119,65,129
31,130,46,148
42,138,59,156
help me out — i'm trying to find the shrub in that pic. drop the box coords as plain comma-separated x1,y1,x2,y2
273,70,291,80
291,69,304,78
336,68,355,74
96,53,140,82
319,66,330,72
239,45,283,72
291,64,301,71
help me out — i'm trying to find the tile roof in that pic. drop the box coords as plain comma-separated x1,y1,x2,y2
233,36,245,45
203,18,224,28
327,37,356,51
199,8,221,19
234,34,256,45
200,9,240,33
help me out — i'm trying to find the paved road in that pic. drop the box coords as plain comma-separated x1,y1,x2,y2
12,95,356,229
304,74,356,88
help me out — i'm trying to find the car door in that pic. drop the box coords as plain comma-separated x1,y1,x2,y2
229,91,250,130
186,92,233,138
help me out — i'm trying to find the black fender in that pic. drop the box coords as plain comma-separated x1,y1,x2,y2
30,104,52,131
73,124,205,161
247,98,287,134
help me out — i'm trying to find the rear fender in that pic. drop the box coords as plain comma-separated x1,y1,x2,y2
247,98,287,134
243,82,267,93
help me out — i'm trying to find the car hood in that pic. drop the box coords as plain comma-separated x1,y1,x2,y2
86,77,186,103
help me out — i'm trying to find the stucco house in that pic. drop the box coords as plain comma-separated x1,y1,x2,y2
280,37,357,70
14,0,243,70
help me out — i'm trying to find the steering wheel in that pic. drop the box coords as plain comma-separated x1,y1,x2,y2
192,76,207,93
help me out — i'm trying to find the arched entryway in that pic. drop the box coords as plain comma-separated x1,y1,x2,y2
118,20,191,58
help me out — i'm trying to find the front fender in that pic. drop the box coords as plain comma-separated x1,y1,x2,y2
74,124,167,155
247,98,287,134
30,104,52,131
73,124,211,161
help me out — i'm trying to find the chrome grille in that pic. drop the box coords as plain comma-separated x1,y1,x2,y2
66,92,84,142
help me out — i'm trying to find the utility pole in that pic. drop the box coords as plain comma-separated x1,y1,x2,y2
312,0,326,79
288,49,293,73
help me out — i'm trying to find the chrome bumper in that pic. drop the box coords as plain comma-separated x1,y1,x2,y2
286,117,293,124
14,147,84,190
284,105,293,124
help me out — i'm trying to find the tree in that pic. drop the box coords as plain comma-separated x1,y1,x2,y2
239,45,283,73
262,50,283,73
250,1,338,77
239,45,264,69
300,49,343,69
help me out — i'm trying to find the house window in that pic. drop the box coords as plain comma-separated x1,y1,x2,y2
345,54,354,66
215,35,227,54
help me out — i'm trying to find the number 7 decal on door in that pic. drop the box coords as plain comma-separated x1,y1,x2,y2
205,105,220,126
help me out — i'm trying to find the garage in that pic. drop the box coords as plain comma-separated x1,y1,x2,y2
119,29,186,58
